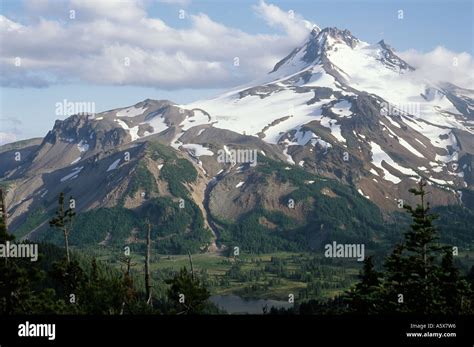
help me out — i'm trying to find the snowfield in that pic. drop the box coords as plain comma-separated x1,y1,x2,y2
94,26,471,196
331,100,352,117
370,142,417,184
187,88,331,144
115,119,140,141
320,117,346,143
181,144,214,157
142,112,168,136
181,109,210,131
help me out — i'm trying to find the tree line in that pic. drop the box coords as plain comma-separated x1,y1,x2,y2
0,189,216,315
269,180,474,315
1,180,473,315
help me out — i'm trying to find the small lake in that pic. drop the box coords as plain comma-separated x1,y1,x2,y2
210,295,293,314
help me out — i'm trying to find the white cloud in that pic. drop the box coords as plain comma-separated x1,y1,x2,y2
399,47,474,89
0,1,314,89
157,0,191,6
5,1,470,92
0,116,22,145
253,0,318,41
69,0,147,22
0,132,17,145
0,117,23,145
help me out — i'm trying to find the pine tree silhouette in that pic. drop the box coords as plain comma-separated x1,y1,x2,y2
438,249,472,314
346,256,382,314
166,267,210,315
346,180,473,314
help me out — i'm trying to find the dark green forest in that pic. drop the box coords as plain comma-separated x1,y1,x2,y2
1,178,473,315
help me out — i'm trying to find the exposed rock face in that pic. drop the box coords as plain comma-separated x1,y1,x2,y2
1,25,473,245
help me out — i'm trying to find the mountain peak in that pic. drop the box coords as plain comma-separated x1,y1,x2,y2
318,27,358,46
300,27,358,65
270,26,359,74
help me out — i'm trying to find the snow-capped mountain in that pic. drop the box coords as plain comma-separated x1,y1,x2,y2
181,27,473,206
1,26,473,240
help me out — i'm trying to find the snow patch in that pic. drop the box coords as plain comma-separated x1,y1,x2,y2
331,100,352,118
397,138,424,158
61,166,83,182
369,142,417,184
182,144,214,157
181,109,209,131
320,117,345,143
369,168,379,176
115,119,139,141
77,140,89,152
142,112,168,136
385,116,401,128
430,177,454,185
107,159,121,172
171,131,184,150
357,188,370,199
282,146,295,165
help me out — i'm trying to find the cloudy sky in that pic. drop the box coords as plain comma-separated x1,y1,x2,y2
0,0,472,144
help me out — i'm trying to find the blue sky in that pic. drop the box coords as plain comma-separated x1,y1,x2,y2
0,0,472,143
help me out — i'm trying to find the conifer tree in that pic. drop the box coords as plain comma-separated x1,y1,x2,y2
346,256,381,314
49,192,75,263
0,188,35,314
347,180,473,314
438,249,472,314
166,267,210,314
401,180,442,312
382,244,409,313
394,180,444,313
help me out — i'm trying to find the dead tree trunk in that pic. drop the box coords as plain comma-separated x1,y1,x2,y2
0,188,8,230
49,193,75,264
188,251,195,280
64,229,70,264
145,220,152,307
120,256,134,315
0,188,9,266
